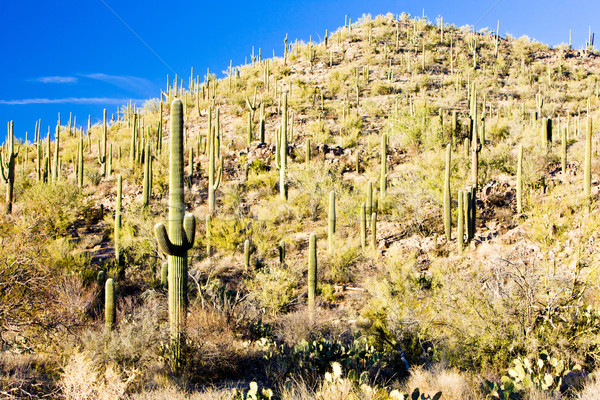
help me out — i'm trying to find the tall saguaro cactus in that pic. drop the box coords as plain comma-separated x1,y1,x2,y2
0,121,18,214
328,191,336,252
444,144,451,240
308,233,317,310
280,93,288,200
105,278,115,332
115,175,122,266
98,109,108,177
143,144,151,207
154,99,197,368
457,190,464,251
77,130,84,188
585,116,592,198
517,145,523,213
52,123,60,182
380,133,388,199
208,124,223,213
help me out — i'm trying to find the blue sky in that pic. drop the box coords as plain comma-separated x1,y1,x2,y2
1,0,598,141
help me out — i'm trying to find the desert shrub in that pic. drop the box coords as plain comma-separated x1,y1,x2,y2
59,351,137,400
21,181,88,237
247,265,298,315
371,81,394,96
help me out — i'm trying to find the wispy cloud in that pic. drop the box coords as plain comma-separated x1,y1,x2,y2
0,97,144,105
29,73,155,95
80,73,153,94
33,76,78,84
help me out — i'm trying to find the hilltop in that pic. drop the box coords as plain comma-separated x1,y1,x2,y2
2,12,600,399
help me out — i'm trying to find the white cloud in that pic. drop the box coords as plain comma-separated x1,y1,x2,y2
80,73,153,94
34,76,78,84
0,97,144,105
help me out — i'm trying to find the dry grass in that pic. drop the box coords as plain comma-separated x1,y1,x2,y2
577,372,600,400
59,351,137,400
400,366,475,399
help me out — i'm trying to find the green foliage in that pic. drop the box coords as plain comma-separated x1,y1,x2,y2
390,388,442,400
261,335,407,383
483,352,578,399
232,382,273,400
21,181,88,237
248,266,297,315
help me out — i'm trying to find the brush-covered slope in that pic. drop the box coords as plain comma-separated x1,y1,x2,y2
2,12,600,399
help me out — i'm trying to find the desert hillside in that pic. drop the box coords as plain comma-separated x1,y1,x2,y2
2,12,600,399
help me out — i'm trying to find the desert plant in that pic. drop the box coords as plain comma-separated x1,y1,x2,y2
0,121,18,214
154,99,197,369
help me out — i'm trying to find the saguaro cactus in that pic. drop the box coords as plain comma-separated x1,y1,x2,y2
371,212,377,250
143,144,151,207
0,121,18,214
115,175,123,266
444,144,451,240
154,99,197,368
279,240,286,265
561,128,567,174
585,116,592,198
457,190,464,251
53,123,60,182
279,93,288,200
105,278,115,332
77,130,84,188
360,203,367,249
259,103,266,144
328,191,336,252
98,109,108,177
380,134,388,199
208,125,223,213
308,234,317,310
130,113,137,165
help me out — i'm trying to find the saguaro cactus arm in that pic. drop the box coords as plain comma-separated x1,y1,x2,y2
154,213,196,256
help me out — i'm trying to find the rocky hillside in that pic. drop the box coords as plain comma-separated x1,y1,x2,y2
2,12,600,399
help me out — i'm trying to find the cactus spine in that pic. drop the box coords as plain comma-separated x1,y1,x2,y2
444,144,451,240
154,99,197,368
308,233,317,310
0,121,18,214
328,191,336,252
105,278,115,332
